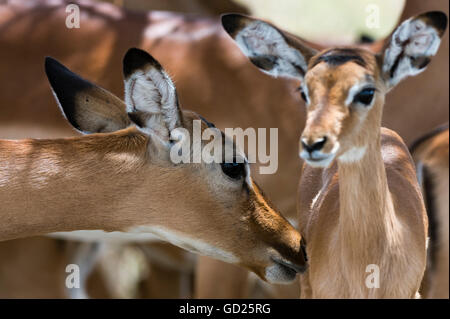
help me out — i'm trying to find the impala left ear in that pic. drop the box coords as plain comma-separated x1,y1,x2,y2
123,48,182,142
379,11,447,89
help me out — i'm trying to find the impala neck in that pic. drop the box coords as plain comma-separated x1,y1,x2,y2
336,119,398,265
0,128,152,241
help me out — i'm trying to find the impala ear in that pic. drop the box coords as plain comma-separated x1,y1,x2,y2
45,57,130,134
379,11,447,89
221,14,317,80
123,48,182,142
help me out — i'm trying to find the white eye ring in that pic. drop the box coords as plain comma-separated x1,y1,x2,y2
345,82,376,107
353,88,376,106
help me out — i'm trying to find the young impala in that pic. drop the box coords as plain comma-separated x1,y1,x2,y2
0,48,307,284
222,11,447,298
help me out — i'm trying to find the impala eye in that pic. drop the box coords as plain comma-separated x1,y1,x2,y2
298,87,309,103
300,90,307,102
353,88,375,106
221,160,246,180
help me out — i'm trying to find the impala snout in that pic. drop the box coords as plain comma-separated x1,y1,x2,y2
265,240,308,283
301,136,327,153
300,133,338,167
248,182,308,283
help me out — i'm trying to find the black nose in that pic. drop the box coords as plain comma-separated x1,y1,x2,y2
302,137,327,153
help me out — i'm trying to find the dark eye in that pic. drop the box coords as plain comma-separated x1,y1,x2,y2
300,90,307,102
353,88,375,106
221,161,246,180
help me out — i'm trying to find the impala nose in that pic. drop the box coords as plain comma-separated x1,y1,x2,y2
265,239,308,283
301,136,327,153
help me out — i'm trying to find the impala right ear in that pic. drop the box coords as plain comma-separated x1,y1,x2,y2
45,57,130,134
221,14,317,79
379,11,448,89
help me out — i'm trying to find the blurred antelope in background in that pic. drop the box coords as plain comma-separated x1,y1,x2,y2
411,124,449,299
222,10,447,298
103,0,249,15
0,49,307,285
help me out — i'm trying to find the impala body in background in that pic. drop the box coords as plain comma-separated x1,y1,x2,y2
0,49,307,284
101,0,249,15
410,124,449,299
223,10,447,298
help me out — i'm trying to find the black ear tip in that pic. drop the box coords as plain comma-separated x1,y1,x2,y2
221,13,247,36
43,56,92,126
123,48,162,77
422,11,448,34
45,56,87,93
44,56,66,81
44,56,55,69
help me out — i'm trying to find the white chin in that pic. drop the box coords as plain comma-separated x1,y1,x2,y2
264,264,298,284
304,156,334,168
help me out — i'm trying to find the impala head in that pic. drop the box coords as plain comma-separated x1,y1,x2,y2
222,11,447,167
44,48,307,283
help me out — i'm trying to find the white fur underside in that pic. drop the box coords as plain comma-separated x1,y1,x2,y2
48,230,161,243
128,225,239,264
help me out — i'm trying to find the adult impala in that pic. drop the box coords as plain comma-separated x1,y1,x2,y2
222,11,447,298
0,48,307,283
411,124,449,299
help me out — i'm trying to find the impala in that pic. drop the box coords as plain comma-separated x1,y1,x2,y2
0,48,307,284
222,11,447,298
411,124,449,299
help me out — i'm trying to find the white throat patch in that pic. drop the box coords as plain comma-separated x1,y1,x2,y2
338,146,367,163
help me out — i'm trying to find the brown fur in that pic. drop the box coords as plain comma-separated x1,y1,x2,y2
0,0,447,299
223,7,446,299
411,125,449,299
102,0,249,16
1,0,447,221
298,129,427,298
0,98,306,284
296,45,432,298
195,256,250,298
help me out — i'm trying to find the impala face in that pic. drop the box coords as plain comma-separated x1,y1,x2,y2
299,49,382,167
44,48,307,284
222,11,447,168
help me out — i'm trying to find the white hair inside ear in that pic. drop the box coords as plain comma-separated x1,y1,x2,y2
124,66,180,139
233,20,309,79
382,17,442,88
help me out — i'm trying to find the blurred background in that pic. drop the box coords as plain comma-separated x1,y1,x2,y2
0,0,447,298
102,0,405,42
